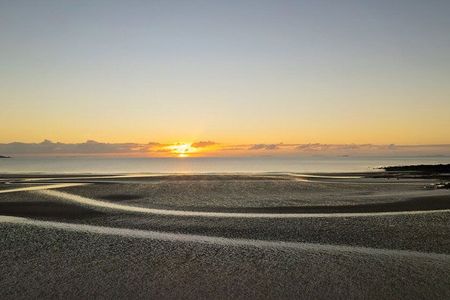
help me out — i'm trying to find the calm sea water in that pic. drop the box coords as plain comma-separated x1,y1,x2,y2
0,156,449,174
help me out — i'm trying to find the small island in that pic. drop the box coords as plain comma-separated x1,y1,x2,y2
0,155,11,158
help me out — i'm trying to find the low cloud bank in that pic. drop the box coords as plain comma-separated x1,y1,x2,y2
0,140,218,156
191,141,216,148
0,140,157,156
248,144,281,150
0,140,449,157
246,143,450,156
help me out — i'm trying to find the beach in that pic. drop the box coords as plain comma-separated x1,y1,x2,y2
1,172,450,299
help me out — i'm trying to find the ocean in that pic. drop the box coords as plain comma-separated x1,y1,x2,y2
0,156,448,174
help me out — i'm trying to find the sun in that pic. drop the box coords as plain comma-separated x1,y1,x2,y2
166,143,196,157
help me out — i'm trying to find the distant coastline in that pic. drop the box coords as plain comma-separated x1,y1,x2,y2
0,155,11,158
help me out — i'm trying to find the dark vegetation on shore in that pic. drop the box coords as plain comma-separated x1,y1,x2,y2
371,164,450,185
382,164,450,173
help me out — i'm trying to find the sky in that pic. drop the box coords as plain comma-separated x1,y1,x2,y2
1,0,450,156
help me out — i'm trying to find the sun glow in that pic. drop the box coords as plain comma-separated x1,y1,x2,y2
166,143,197,157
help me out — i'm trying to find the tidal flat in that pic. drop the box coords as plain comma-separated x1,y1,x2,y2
1,172,449,299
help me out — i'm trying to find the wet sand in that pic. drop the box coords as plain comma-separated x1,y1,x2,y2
1,173,449,299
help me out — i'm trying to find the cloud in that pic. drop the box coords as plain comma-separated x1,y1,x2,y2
191,141,217,148
248,144,281,150
1,140,449,157
0,140,159,156
293,143,450,155
295,143,330,151
294,143,394,152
